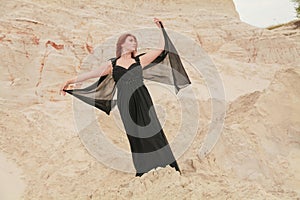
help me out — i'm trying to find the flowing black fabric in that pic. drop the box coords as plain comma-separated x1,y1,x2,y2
63,22,191,115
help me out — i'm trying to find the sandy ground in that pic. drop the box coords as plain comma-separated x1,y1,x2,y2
0,152,25,199
0,0,299,199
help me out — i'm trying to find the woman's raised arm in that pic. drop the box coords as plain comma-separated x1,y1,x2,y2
139,17,164,68
59,60,112,95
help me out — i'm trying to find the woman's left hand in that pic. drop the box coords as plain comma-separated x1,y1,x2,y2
154,17,162,28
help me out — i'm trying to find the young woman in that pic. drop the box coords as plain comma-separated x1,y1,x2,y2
60,18,191,177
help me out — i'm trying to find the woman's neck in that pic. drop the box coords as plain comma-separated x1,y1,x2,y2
120,52,133,60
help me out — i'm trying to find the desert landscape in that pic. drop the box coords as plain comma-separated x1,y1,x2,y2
0,0,299,199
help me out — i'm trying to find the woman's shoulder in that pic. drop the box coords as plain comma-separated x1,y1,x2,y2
107,57,118,67
135,52,146,58
134,52,146,62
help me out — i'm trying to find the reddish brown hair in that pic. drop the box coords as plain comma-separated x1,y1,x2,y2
116,33,138,58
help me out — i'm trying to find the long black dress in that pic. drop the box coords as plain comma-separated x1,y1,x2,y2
111,55,180,176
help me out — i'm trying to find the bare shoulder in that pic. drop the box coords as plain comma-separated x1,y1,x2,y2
101,60,113,75
107,60,113,74
138,49,163,68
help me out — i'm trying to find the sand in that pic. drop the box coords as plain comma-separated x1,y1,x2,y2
0,0,299,199
0,152,25,200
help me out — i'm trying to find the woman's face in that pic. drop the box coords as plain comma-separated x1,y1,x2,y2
122,36,137,53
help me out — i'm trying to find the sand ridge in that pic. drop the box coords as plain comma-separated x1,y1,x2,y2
0,0,299,199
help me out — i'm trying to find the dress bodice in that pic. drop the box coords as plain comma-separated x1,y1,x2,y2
112,56,144,87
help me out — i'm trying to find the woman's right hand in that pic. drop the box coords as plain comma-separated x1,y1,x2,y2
59,81,70,96
154,17,163,28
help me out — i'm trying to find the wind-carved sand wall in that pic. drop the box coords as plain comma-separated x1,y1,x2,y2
0,0,299,199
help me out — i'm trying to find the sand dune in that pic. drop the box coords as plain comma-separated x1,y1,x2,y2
0,0,299,199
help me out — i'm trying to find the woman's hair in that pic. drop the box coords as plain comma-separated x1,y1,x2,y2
116,33,138,58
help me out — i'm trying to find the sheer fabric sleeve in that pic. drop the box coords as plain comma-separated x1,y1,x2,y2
142,22,191,94
63,59,117,115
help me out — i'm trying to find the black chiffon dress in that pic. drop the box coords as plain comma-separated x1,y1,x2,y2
112,55,180,176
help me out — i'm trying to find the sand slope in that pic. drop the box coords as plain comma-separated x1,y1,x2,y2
0,0,299,199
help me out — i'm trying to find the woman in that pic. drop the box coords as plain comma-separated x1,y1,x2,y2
60,18,191,177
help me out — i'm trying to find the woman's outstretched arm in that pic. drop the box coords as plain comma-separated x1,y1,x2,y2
139,17,164,68
59,61,112,95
